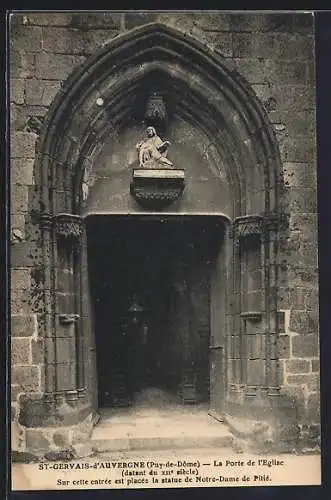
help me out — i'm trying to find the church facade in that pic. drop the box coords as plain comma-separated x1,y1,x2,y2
10,11,320,457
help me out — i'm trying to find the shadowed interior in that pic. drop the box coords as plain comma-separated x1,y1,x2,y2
86,215,224,409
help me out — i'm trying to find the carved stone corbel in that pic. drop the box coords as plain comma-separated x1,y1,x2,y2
233,215,264,242
55,213,83,240
59,313,80,325
145,91,168,124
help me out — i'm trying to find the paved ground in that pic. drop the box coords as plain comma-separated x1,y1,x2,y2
90,387,233,452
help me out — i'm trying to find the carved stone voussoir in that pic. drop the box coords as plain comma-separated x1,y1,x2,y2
56,213,83,239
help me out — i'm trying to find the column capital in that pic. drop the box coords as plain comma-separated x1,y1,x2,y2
233,215,264,241
55,213,83,240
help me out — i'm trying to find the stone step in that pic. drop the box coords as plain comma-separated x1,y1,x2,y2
90,425,233,453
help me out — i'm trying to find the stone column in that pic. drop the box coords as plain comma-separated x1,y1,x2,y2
39,213,57,397
55,213,83,401
231,215,278,405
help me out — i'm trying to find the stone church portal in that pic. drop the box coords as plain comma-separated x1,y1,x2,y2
10,13,320,457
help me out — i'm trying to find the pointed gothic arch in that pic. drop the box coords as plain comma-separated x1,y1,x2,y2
22,22,286,432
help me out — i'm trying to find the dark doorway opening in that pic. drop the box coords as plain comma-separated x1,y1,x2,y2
86,215,224,409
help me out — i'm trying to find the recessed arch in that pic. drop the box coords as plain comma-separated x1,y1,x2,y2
34,21,282,218
23,21,288,432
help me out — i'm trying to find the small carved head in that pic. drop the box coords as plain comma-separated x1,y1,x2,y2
146,126,156,138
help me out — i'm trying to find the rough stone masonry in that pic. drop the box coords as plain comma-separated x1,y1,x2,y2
10,11,319,457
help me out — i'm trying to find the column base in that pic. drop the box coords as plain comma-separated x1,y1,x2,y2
18,389,92,428
224,386,320,453
12,410,100,461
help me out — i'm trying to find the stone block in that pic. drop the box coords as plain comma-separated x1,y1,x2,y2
11,158,35,185
24,13,74,26
11,216,26,241
278,335,290,359
26,428,51,452
70,12,123,30
11,268,31,290
12,337,32,365
42,27,86,55
12,403,18,421
293,12,315,33
10,25,42,52
12,365,40,391
11,103,48,133
10,78,25,104
83,29,120,54
72,442,93,458
55,337,76,364
11,184,29,213
25,79,61,106
283,162,317,189
31,339,46,364
307,393,320,421
292,334,319,358
11,132,38,159
307,375,320,392
311,359,320,372
280,137,316,163
285,187,317,213
11,288,31,314
289,309,318,334
56,363,76,391
233,33,278,59
287,267,318,289
53,429,71,448
276,85,315,112
285,359,310,374
290,245,318,270
282,111,316,138
228,13,268,32
260,13,296,33
35,53,86,81
273,60,308,85
289,213,317,233
12,314,36,337
287,373,316,385
11,385,22,402
125,12,158,29
11,241,35,267
184,12,233,31
234,58,275,85
277,34,314,61
246,290,262,311
10,48,35,79
11,421,25,451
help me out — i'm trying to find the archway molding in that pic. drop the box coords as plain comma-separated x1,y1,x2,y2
22,22,285,431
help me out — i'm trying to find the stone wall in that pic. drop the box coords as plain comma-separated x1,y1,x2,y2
10,11,319,451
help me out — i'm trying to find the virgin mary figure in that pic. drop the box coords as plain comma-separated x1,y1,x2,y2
136,126,174,168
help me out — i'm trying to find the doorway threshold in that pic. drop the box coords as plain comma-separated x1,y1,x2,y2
90,395,232,453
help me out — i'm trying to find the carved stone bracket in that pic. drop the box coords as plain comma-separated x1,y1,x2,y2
145,91,167,124
130,168,185,209
233,214,281,242
233,215,264,240
59,313,80,325
55,213,83,240
240,311,262,322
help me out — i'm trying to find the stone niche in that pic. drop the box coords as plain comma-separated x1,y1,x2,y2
130,167,185,209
